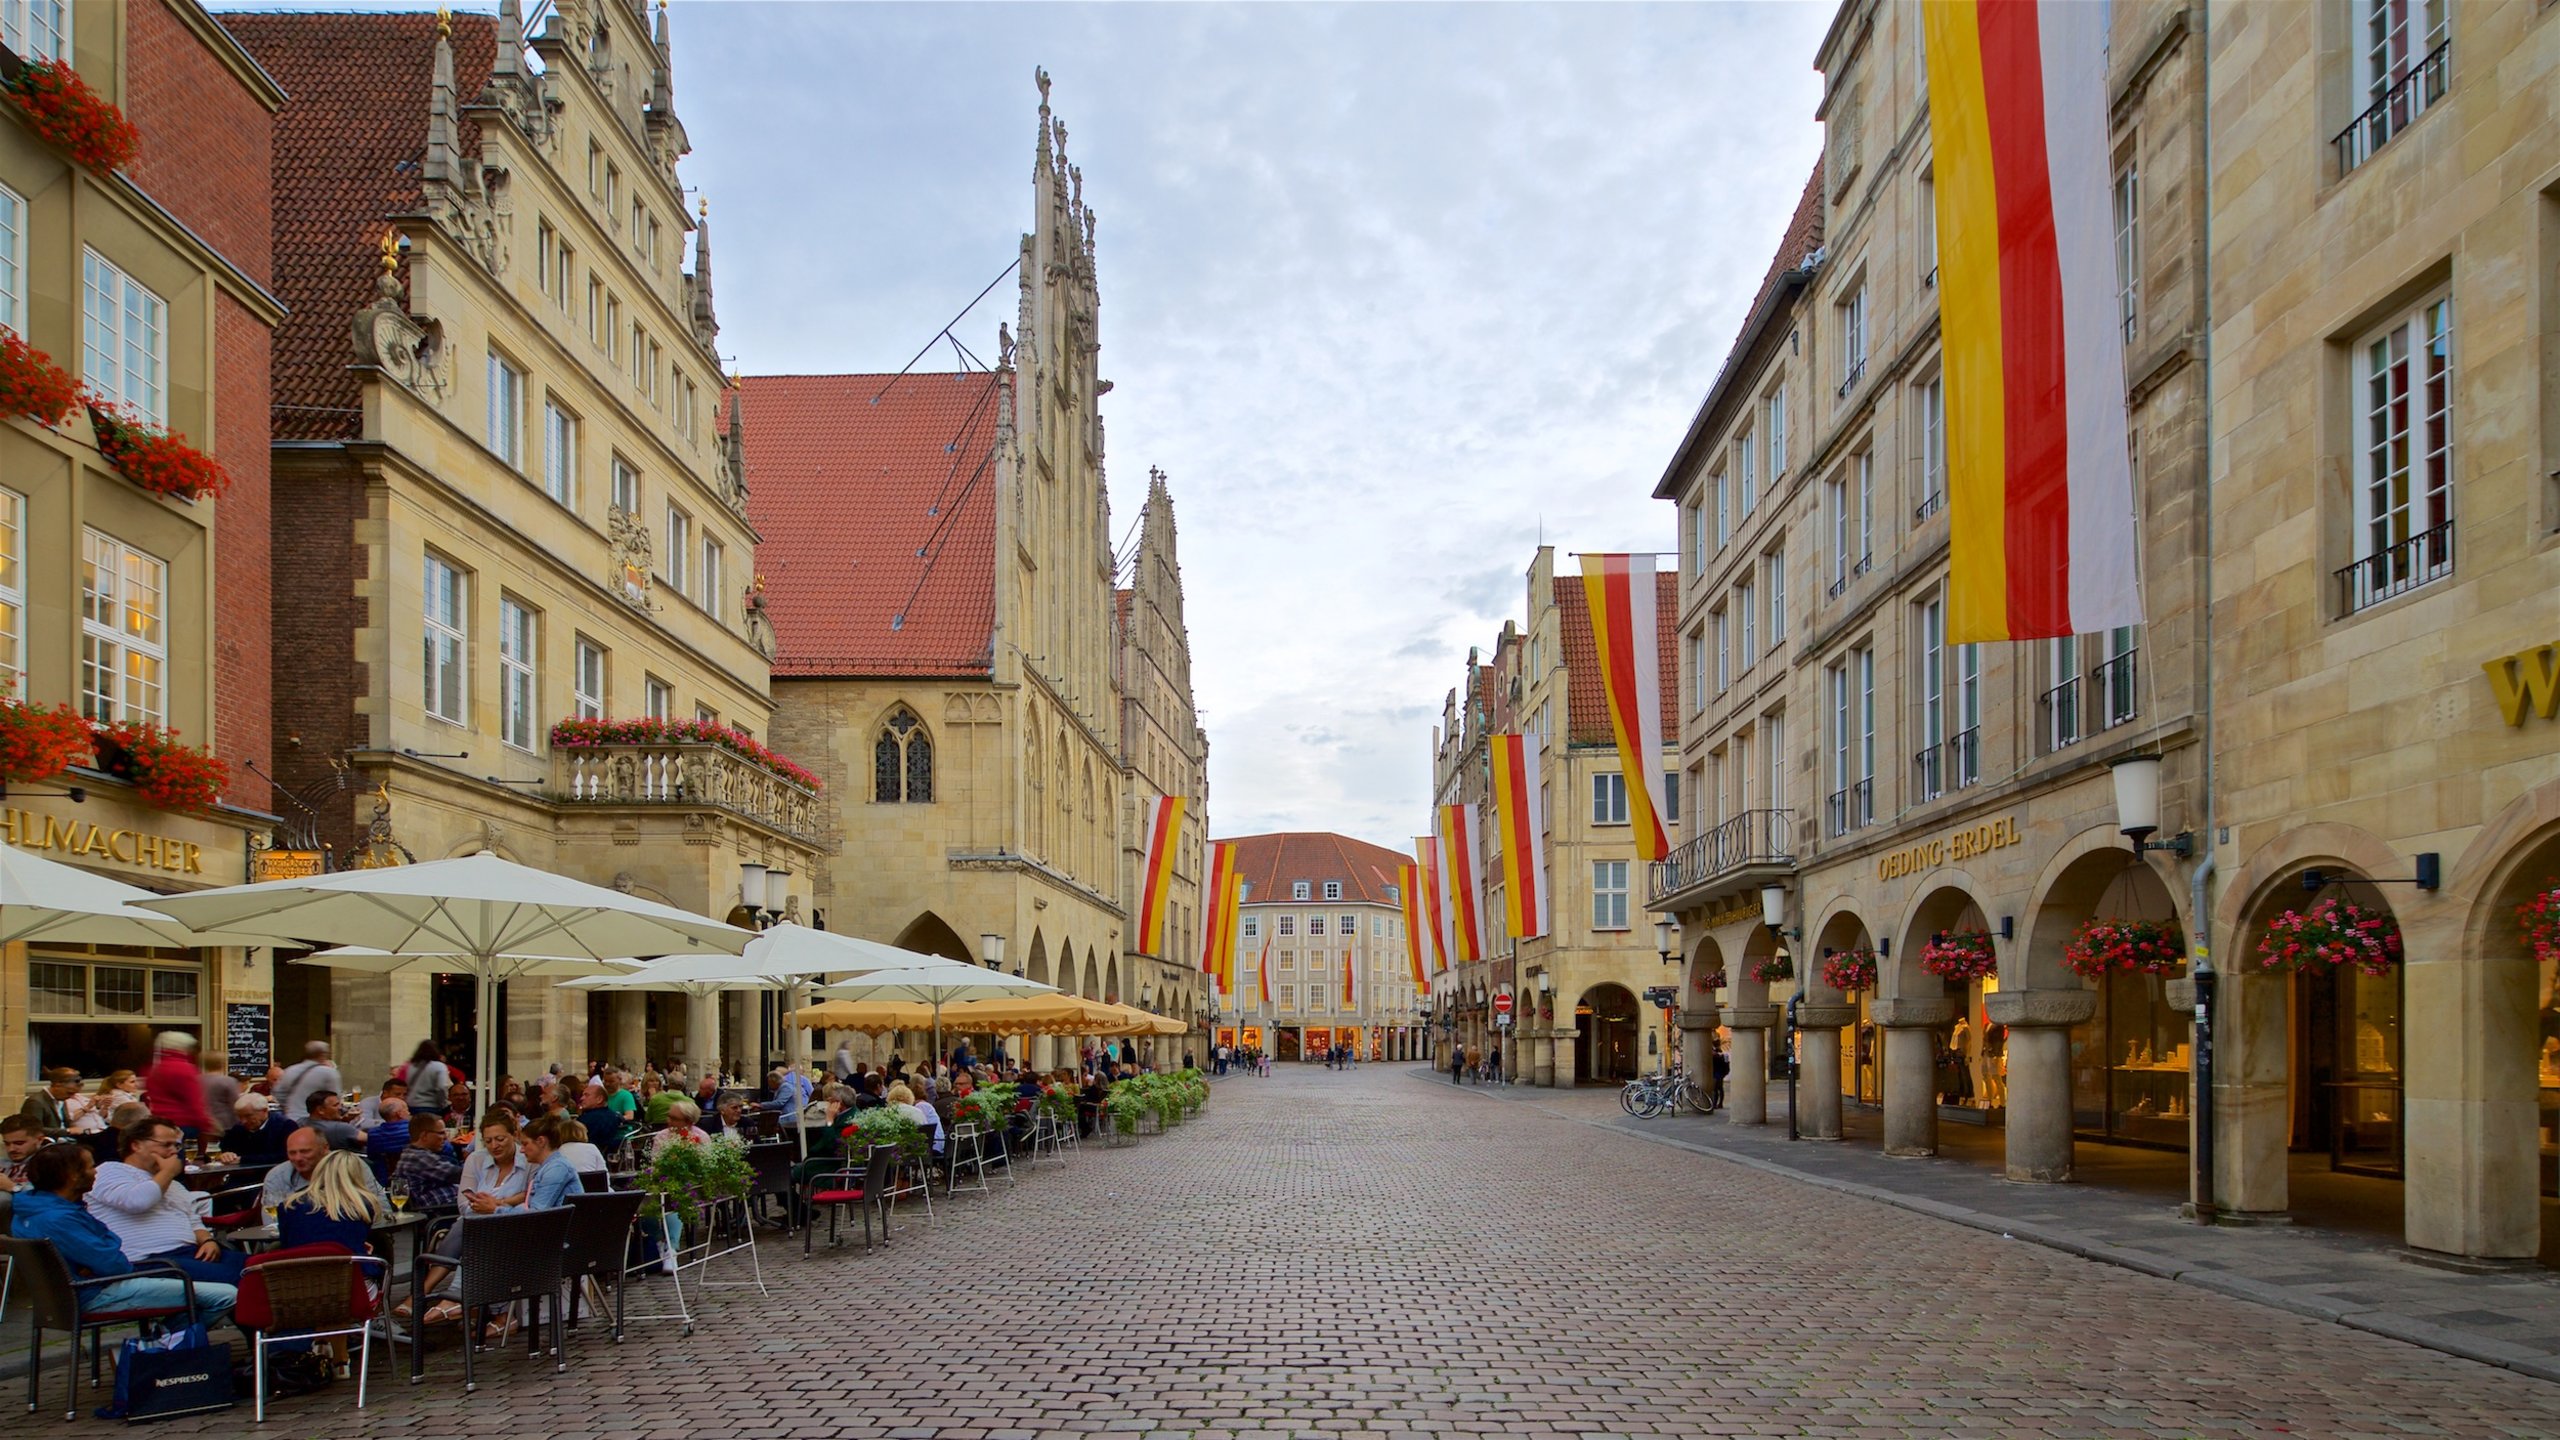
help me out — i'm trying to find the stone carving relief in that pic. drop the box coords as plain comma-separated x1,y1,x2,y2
606,505,656,610
351,234,453,405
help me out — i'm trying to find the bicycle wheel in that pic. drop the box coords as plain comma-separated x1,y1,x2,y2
1619,1082,1645,1116
1683,1077,1721,1114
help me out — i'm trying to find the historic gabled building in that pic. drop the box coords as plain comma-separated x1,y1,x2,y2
1219,831,1420,1062
0,0,282,1087
231,0,824,1086
757,74,1198,1067
1115,469,1212,1054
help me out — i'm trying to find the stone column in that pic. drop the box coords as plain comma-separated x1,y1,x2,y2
1721,1005,1779,1124
683,993,721,1079
1549,1026,1578,1089
1872,997,1957,1156
1678,1007,1718,1090
1794,1003,1860,1140
1986,988,2098,1182
608,993,647,1071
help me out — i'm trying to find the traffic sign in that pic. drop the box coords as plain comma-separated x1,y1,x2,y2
1493,992,1514,1015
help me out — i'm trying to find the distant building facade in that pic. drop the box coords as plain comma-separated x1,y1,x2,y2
1220,832,1420,1062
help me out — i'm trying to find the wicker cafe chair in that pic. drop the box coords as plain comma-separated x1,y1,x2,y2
558,1189,647,1345
0,1237,202,1421
236,1248,389,1423
203,1182,266,1231
800,1145,897,1256
407,1206,574,1392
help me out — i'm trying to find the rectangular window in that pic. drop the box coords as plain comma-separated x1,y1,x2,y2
694,703,718,726
1683,503,1702,575
1917,377,1945,518
2046,635,2082,752
1293,881,1310,901
0,0,71,62
0,488,17,697
1766,386,1787,475
2341,0,2450,173
1917,598,1945,802
1855,451,1874,571
78,531,166,724
611,456,640,516
1826,658,1859,835
1838,284,1868,394
1687,628,1706,714
587,275,606,346
485,351,524,468
606,295,622,361
1765,545,1787,645
1310,985,1330,1013
1713,469,1729,549
2345,296,2454,612
604,162,620,216
573,636,606,721
1591,860,1629,932
1324,881,1343,900
1242,915,1260,940
1737,579,1757,669
1340,913,1356,935
82,250,166,423
542,400,577,507
1737,426,1757,516
587,140,606,199
1277,984,1296,1011
1713,607,1729,693
1278,914,1297,935
1918,170,1938,286
498,597,537,751
1953,642,1981,788
2099,625,2140,730
664,505,691,591
536,220,556,301
644,676,673,720
1591,772,1628,826
0,181,23,331
421,553,467,725
1309,916,1326,937
700,539,724,620
1661,768,1681,825
2113,165,2139,345
552,240,574,314
1764,710,1785,812
1825,476,1849,592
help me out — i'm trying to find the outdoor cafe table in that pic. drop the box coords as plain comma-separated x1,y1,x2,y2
178,1160,272,1194
230,1209,434,1273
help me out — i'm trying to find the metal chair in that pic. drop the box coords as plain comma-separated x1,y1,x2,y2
235,1248,388,1423
944,1122,989,1198
406,1206,573,1391
202,1182,266,1230
800,1145,897,1255
745,1141,800,1231
0,1236,203,1420
1028,1113,1067,1165
558,1189,647,1344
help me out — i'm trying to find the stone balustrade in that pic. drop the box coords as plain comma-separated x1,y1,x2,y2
553,742,825,844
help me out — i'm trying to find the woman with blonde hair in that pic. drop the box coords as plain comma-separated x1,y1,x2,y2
887,1082,943,1158
278,1148,388,1254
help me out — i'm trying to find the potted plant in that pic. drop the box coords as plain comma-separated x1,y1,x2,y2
1920,930,1999,983
1746,953,1794,986
2256,896,2402,977
1036,1086,1077,1129
0,699,92,784
839,1105,928,1166
2064,917,2187,979
87,403,233,502
2,58,140,174
0,330,81,426
1103,1082,1147,1140
90,719,227,811
1820,948,1880,994
1694,969,1727,993
635,1134,752,1234
2518,881,2560,965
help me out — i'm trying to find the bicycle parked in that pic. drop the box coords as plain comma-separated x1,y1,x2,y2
1619,1064,1720,1118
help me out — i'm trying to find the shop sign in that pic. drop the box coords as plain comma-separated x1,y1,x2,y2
254,849,325,882
1,807,204,875
1876,814,2021,882
1696,894,1762,930
2484,643,2560,726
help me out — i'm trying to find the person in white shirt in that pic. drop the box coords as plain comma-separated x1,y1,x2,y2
85,1118,244,1286
273,1042,342,1121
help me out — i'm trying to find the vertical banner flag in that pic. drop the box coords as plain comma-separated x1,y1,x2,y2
1436,803,1484,964
1414,835,1450,974
1137,796,1186,956
1488,734,1549,938
1199,839,1236,986
1579,554,1672,861
1257,929,1272,1008
1923,0,2140,643
1217,863,1242,1000
1343,943,1358,1012
1398,863,1429,986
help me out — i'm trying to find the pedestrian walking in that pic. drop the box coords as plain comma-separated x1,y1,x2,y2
1450,1047,1464,1085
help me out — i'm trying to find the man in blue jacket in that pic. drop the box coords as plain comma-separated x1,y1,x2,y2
10,1143,234,1329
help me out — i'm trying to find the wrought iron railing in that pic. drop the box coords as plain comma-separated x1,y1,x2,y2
1825,779,1873,837
2334,40,2450,176
1836,357,1866,400
2335,520,2454,615
1645,808,1793,905
2039,676,2082,755
1912,743,1944,804
1913,489,1944,522
1946,726,1980,792
555,742,826,844
2091,648,2140,732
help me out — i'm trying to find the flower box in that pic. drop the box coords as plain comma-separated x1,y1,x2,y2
1920,930,1999,984
1820,948,1880,994
0,699,92,783
1746,953,1794,986
0,330,81,426
88,404,233,502
2063,917,2186,979
2256,896,2401,977
90,719,227,812
2,58,139,174
548,715,821,791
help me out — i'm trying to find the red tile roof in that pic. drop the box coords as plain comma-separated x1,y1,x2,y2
741,372,1006,678
221,11,497,442
1555,571,1681,748
1219,832,1417,909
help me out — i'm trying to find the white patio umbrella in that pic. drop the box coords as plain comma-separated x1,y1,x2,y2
811,962,1057,1072
560,924,944,1073
136,850,752,1100
0,839,269,949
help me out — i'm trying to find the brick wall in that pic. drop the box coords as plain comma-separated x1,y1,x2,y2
266,453,366,855
121,0,273,286
212,294,272,805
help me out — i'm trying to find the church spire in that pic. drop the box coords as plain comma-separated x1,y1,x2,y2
688,197,719,347
422,8,463,194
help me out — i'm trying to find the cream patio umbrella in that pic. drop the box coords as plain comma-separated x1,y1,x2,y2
810,962,1058,1073
137,850,752,1101
0,839,274,949
560,923,937,1079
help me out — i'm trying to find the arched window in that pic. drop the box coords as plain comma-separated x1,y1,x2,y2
874,708,933,803
1026,723,1044,856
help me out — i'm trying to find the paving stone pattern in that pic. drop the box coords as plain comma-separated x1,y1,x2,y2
20,1065,2560,1439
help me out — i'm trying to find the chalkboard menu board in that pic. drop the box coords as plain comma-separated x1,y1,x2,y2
224,1002,271,1079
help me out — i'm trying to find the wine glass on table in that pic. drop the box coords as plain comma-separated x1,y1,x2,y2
387,1177,409,1215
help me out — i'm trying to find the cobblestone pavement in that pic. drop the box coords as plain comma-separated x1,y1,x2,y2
16,1065,2560,1439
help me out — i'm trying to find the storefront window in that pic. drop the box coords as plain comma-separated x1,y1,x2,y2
2308,962,2401,1177
2068,968,2192,1147
2539,951,2558,1201
92,965,146,1016
26,953,205,1078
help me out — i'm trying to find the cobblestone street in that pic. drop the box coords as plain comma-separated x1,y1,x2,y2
19,1066,2560,1439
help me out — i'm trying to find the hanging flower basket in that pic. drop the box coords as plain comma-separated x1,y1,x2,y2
0,699,93,783
2518,881,2560,966
1919,930,1999,983
2063,916,2186,979
0,330,82,426
1820,948,1880,994
2256,896,2402,978
1692,969,1726,993
2,59,140,174
90,719,227,812
1745,953,1794,986
87,403,233,502
548,715,822,791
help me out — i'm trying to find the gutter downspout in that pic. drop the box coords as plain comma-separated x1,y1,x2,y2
2189,0,2220,1226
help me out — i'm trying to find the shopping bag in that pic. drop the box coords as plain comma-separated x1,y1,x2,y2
102,1323,235,1422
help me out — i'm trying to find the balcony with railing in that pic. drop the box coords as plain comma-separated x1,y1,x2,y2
2334,40,2450,177
2336,521,2453,615
1646,808,1793,909
1825,778,1873,838
553,742,826,845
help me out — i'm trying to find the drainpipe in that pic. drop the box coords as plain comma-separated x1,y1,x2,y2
1785,992,1802,1141
2190,0,2220,1227
2189,852,2216,1222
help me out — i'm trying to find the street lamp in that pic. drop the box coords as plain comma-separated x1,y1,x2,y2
978,931,1006,971
1655,915,1679,966
2110,754,2193,858
739,862,786,927
1760,882,1787,932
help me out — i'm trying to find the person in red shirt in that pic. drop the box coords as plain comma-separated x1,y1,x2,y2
142,1031,212,1140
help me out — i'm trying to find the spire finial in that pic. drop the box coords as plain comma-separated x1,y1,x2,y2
380,228,401,275
698,197,708,219
436,5,452,38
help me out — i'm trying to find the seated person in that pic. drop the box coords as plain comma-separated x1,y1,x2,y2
389,1112,462,1210
0,1114,45,1191
574,1082,626,1155
219,1092,295,1166
363,1097,412,1178
14,1142,234,1329
277,1149,388,1255
354,1078,408,1135
430,1115,584,1345
651,1099,712,1154
303,1091,364,1152
262,1125,386,1210
85,1117,244,1286
702,1094,751,1136
888,1083,944,1159
642,1075,681,1127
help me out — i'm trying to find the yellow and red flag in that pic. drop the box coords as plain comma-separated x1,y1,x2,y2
1342,945,1357,1011
1414,835,1449,974
1488,734,1548,938
1923,0,2140,643
1436,803,1483,964
1136,796,1186,956
1578,554,1671,861
1398,862,1428,986
1215,862,1242,999
1257,929,1272,1008
1199,838,1236,982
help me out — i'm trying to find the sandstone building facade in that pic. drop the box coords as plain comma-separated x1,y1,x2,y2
1220,831,1419,1062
